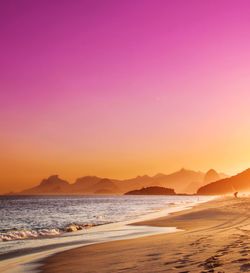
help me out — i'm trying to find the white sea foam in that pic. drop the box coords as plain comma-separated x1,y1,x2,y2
0,224,97,242
0,228,61,241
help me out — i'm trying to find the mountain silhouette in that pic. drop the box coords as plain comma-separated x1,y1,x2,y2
72,176,103,192
204,169,221,183
21,175,70,194
17,168,226,195
149,168,204,193
197,168,250,195
92,178,120,194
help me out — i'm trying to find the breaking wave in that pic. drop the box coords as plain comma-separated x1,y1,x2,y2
0,223,95,242
0,228,61,241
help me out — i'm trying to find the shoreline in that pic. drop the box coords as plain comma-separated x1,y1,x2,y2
0,196,213,273
39,196,250,273
0,195,209,245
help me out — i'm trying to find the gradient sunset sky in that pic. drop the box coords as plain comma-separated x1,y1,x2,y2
1,0,250,193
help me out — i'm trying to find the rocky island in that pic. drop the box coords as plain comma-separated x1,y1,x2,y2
124,186,175,195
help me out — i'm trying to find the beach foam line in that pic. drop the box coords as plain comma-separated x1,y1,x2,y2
0,223,97,242
0,225,180,273
0,229,61,242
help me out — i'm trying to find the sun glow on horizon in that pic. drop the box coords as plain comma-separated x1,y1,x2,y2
1,1,250,193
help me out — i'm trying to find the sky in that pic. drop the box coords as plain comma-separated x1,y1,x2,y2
1,0,250,193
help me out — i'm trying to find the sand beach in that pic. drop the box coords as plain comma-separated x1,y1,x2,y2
39,197,250,273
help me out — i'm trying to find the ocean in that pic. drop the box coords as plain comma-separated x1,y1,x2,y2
0,195,212,260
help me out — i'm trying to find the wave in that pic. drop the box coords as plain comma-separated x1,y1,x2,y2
0,229,61,241
0,223,95,242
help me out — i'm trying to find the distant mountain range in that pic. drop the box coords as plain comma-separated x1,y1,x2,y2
16,168,227,195
197,168,250,195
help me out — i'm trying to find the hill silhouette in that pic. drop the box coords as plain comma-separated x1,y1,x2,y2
125,186,175,195
197,168,250,195
73,176,102,191
17,168,226,195
204,169,221,183
21,175,70,195
150,168,204,193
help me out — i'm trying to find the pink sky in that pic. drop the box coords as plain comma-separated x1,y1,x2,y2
1,0,250,192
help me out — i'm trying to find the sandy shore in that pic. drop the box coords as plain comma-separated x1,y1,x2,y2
40,197,250,273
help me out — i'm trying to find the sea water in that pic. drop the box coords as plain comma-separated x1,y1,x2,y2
0,195,212,259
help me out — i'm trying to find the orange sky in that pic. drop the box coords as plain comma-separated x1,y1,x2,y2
1,1,250,193
2,125,250,193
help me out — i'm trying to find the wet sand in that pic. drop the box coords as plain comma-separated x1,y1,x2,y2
40,197,250,273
